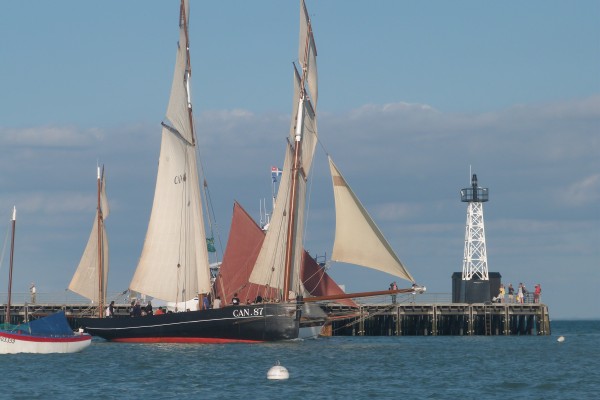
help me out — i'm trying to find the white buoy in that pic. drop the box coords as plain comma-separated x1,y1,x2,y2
267,361,289,380
557,336,565,342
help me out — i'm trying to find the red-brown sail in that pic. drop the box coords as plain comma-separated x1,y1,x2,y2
215,202,356,308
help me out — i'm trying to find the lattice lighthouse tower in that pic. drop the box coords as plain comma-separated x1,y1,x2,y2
461,173,489,281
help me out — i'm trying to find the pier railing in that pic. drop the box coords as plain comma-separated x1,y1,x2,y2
0,291,128,306
349,292,452,305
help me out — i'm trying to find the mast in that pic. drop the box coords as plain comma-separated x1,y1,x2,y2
130,0,212,302
6,207,16,323
96,166,104,318
180,0,195,146
248,0,318,298
283,0,314,302
283,125,302,302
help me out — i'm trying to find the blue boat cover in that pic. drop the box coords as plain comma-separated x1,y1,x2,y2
2,311,75,337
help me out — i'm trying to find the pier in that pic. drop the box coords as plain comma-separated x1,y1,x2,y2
1,292,550,336
322,301,550,336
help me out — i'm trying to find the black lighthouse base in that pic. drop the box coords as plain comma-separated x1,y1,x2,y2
452,272,502,303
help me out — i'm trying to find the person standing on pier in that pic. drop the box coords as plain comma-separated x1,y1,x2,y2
517,283,524,304
30,282,36,303
507,283,514,303
534,284,542,303
390,282,398,304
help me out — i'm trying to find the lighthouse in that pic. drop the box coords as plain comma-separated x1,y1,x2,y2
452,173,501,303
461,173,489,281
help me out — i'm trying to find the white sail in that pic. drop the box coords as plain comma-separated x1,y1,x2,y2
329,157,415,283
249,3,318,296
129,0,212,302
249,145,294,290
69,169,109,303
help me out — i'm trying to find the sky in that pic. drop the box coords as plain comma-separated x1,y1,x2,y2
0,0,598,319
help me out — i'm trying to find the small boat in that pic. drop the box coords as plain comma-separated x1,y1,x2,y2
0,207,91,354
76,0,301,343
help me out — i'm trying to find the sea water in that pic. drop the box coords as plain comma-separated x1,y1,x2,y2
1,320,598,400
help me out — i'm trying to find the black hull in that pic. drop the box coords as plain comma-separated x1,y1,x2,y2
78,303,300,343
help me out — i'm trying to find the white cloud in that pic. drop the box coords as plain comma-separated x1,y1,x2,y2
0,126,104,147
560,174,600,207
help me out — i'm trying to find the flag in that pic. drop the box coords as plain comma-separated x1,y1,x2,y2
271,166,283,182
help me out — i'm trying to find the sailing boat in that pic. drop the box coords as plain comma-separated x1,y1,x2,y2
214,201,355,339
77,0,300,343
217,0,422,329
0,207,92,354
69,165,109,317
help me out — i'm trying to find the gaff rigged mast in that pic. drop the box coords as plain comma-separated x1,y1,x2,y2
248,0,318,302
69,166,109,318
6,207,16,323
96,166,107,317
283,0,319,302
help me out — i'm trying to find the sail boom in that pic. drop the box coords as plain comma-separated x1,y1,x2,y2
303,288,416,303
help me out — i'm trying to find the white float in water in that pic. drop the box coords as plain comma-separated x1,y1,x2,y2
267,361,289,380
557,336,565,342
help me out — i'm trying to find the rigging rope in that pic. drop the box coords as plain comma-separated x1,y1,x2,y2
330,304,397,334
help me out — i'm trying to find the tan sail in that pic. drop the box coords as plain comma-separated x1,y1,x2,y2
69,169,109,303
129,0,212,302
329,157,415,283
249,143,295,291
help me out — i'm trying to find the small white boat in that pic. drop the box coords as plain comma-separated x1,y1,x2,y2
0,207,91,354
0,312,91,354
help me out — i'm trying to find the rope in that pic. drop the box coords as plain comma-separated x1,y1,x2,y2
330,304,397,334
